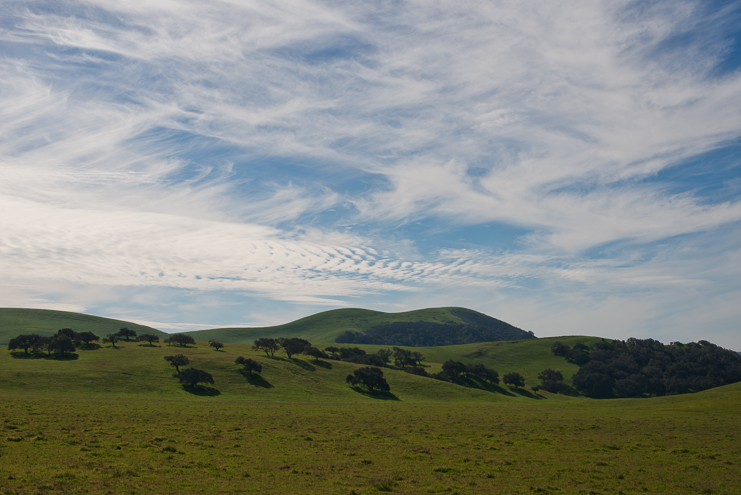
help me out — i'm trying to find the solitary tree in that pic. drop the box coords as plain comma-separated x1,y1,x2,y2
103,333,120,348
235,356,262,375
503,371,525,388
136,334,160,346
165,354,190,375
281,338,311,359
164,334,196,347
7,334,42,355
209,340,224,351
253,338,280,357
116,327,137,342
179,368,214,387
345,367,390,392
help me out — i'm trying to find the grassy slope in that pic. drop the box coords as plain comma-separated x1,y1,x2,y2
0,340,534,404
184,306,514,343
0,335,606,402
0,308,168,345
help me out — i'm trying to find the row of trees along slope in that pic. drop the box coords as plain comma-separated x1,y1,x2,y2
7,327,187,355
551,338,741,398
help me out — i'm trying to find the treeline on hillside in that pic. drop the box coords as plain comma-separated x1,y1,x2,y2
552,338,741,398
7,327,170,356
336,316,535,347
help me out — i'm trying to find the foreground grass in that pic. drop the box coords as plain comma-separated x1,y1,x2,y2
1,384,739,494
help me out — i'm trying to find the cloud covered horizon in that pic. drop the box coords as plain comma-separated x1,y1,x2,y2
1,0,740,348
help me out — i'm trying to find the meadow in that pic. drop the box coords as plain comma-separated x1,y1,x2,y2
1,337,739,494
1,386,739,494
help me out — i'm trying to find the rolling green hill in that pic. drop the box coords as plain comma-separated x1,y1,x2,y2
0,308,168,346
185,306,534,346
0,338,540,403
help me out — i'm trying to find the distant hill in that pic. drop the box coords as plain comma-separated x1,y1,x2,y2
0,308,168,345
186,307,535,346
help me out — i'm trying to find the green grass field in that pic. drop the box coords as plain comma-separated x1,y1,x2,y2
2,317,739,494
1,385,738,494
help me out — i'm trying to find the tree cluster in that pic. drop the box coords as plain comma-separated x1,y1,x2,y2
551,338,741,398
431,360,500,385
8,329,84,356
164,334,196,347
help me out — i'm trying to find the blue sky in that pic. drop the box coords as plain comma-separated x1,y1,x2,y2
1,0,740,349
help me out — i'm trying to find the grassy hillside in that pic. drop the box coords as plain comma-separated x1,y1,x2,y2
186,306,532,345
0,338,551,403
0,308,168,346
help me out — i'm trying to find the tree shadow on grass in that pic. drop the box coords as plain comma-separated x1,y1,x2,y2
509,387,544,400
349,386,400,401
136,343,161,348
448,376,516,397
9,352,79,361
311,359,333,369
290,359,316,372
238,370,274,388
182,385,221,396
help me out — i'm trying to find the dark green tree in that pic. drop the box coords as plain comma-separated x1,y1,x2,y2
116,327,137,341
252,338,280,357
49,334,76,355
503,371,525,388
303,346,327,361
179,368,214,387
538,369,566,393
281,338,311,358
392,347,414,368
103,333,120,348
209,340,224,351
56,328,76,340
7,334,42,355
165,354,190,375
442,360,467,378
164,334,195,347
376,348,392,366
411,351,425,366
324,346,340,358
345,367,390,392
136,334,160,346
235,356,262,375
75,331,100,345
466,363,499,384
550,341,570,357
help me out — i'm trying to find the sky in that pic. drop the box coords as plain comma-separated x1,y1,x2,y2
1,0,740,349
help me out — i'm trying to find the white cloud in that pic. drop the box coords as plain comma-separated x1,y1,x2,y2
1,0,740,347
